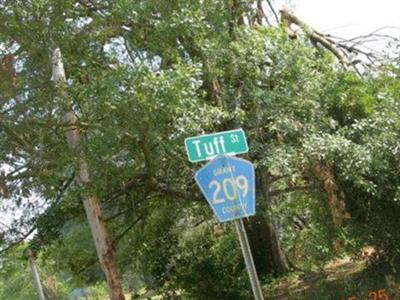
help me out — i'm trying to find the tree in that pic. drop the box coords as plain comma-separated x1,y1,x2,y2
1,1,400,298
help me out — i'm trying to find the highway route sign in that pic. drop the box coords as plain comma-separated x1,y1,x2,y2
195,155,255,222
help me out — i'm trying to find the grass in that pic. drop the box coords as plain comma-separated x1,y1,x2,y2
264,251,400,300
99,249,400,300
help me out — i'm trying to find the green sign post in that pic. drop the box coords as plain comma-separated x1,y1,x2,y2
185,128,248,162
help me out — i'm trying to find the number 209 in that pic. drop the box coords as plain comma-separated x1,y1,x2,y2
208,176,248,204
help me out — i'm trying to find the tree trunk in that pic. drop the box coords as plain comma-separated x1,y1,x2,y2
309,162,350,226
52,47,125,300
246,168,289,276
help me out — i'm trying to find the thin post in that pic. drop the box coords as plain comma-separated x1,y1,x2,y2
234,218,264,300
26,249,46,300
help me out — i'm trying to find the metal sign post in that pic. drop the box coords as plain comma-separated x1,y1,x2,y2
26,249,46,300
234,218,264,300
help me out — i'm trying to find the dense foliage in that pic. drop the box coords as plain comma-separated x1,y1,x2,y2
0,1,399,299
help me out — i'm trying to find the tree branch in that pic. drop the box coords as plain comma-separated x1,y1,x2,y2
269,185,312,197
112,214,144,247
266,0,279,24
156,184,203,203
77,214,145,274
104,173,147,203
0,226,36,254
256,0,271,26
280,9,354,71
54,173,75,203
269,174,291,183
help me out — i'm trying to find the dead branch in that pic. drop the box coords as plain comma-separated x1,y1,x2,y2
279,8,353,71
266,0,279,24
256,0,271,26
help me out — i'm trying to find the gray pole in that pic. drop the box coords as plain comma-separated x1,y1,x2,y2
234,218,264,300
26,249,46,300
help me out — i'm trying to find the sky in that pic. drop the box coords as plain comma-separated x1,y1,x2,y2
292,0,400,52
294,0,400,34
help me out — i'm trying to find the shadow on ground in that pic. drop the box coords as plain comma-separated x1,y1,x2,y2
264,254,400,300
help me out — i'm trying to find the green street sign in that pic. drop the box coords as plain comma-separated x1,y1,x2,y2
185,128,248,163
